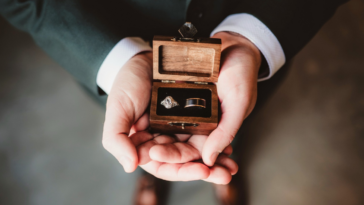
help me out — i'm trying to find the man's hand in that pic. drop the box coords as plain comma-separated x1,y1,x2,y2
150,32,262,169
130,131,238,184
102,52,153,173
202,32,261,166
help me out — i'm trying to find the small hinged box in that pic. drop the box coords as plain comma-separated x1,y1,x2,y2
149,35,221,135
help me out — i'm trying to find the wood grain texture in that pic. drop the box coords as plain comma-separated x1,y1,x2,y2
150,82,218,135
153,36,221,83
159,45,214,77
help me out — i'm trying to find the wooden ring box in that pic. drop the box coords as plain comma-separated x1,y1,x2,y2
150,35,221,135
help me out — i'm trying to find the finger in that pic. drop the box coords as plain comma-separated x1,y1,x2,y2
222,145,233,156
149,134,206,163
149,135,213,163
202,98,246,165
149,142,201,163
137,135,176,165
153,134,177,144
203,165,232,185
140,161,210,181
103,53,153,173
130,113,150,136
102,99,138,173
202,45,258,166
175,134,192,142
202,91,248,166
186,136,233,156
186,135,208,153
130,131,153,147
153,133,161,137
137,140,157,165
215,155,238,175
149,133,233,164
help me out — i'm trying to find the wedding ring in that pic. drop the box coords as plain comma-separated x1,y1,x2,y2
161,96,179,109
184,98,206,108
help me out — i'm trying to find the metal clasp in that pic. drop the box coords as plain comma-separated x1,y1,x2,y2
171,37,201,42
161,80,176,83
168,122,199,129
171,22,200,42
194,82,208,85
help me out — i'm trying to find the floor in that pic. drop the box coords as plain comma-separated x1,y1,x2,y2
0,0,363,205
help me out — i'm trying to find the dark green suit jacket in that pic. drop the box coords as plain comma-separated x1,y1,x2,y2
0,0,348,99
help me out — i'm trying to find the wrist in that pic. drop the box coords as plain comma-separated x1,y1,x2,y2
110,51,153,95
133,51,153,66
212,32,261,71
124,51,153,77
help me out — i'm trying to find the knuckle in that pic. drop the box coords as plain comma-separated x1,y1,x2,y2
217,126,236,145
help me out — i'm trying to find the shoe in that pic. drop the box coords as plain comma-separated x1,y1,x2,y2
134,173,169,205
214,180,238,205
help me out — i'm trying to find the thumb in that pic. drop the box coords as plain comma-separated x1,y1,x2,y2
102,52,153,172
202,45,259,166
102,97,139,173
202,86,251,166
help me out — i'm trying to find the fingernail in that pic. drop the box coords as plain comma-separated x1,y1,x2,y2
120,156,132,172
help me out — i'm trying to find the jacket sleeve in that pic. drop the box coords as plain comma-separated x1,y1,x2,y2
0,0,125,95
230,0,349,61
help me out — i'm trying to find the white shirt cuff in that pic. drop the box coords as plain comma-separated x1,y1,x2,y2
211,13,286,81
96,37,152,94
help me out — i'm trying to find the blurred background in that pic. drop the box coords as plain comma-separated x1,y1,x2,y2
0,0,364,204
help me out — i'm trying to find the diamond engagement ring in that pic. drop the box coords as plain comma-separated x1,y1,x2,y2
161,96,179,109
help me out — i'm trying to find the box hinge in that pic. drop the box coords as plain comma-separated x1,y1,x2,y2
161,80,176,83
194,82,208,85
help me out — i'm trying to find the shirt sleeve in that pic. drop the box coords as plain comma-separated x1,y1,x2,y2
97,13,285,94
96,37,152,94
210,13,286,81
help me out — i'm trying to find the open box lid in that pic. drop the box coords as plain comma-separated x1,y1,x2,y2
153,35,221,83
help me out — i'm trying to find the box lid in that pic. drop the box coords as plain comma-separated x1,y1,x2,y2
153,35,221,83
